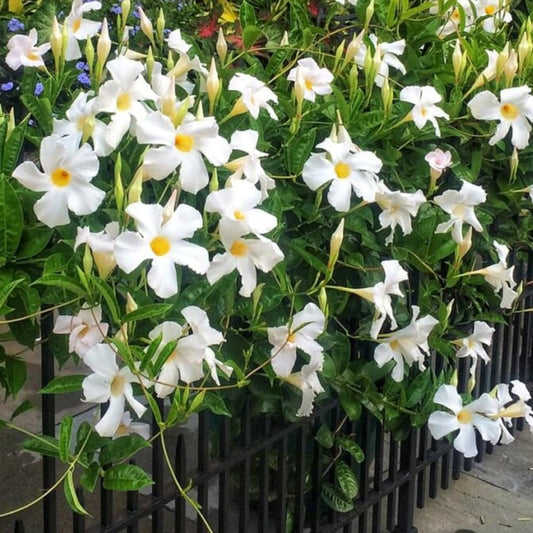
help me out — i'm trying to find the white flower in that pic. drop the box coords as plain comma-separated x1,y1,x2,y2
343,259,409,339
6,28,51,70
268,303,325,377
424,148,452,172
302,126,383,210
12,135,104,228
375,184,426,244
75,221,119,278
287,58,333,101
53,91,112,157
470,241,517,309
355,34,406,88
428,384,501,458
136,111,230,193
150,62,196,111
113,412,150,440
433,180,486,244
284,362,324,417
475,0,512,33
82,344,146,437
455,321,495,377
94,56,157,149
225,129,274,198
114,202,209,299
166,29,191,55
205,181,277,236
400,86,449,137
53,304,109,359
431,1,477,37
374,306,438,382
149,321,207,397
206,220,284,297
228,73,278,120
181,306,232,385
468,86,533,150
63,0,102,61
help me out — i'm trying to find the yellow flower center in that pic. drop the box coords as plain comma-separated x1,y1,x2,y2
334,162,351,179
500,103,518,120
78,325,90,338
287,333,296,343
230,240,248,256
305,79,313,90
457,409,472,424
484,5,497,15
389,340,400,351
234,210,245,220
72,18,82,33
174,134,195,152
110,375,126,397
115,424,129,437
150,236,171,256
26,51,40,61
452,8,460,20
421,107,427,118
116,93,131,111
51,167,71,187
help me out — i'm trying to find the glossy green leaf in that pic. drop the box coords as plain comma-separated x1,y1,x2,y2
59,416,73,462
40,374,86,394
335,461,358,500
100,436,151,466
321,481,354,513
336,436,365,463
64,470,90,515
103,464,153,491
123,304,174,323
0,177,24,263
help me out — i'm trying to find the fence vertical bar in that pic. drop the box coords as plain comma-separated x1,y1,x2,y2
73,488,85,533
311,418,323,532
175,433,187,532
259,415,272,533
41,310,56,533
358,410,371,533
152,397,165,533
372,423,385,533
198,410,210,533
127,459,139,533
276,435,288,533
238,403,251,533
386,438,398,532
393,429,418,533
218,416,231,532
416,425,428,509
294,425,307,533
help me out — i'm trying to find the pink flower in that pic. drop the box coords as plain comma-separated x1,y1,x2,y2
425,149,452,171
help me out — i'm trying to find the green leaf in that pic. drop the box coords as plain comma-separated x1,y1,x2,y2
59,416,73,462
285,129,316,175
339,388,362,421
336,436,365,463
335,461,358,500
40,374,86,394
153,339,178,375
321,481,354,513
0,279,24,312
287,240,328,273
100,436,151,466
103,464,153,491
315,424,334,449
34,275,87,296
64,470,90,516
10,400,33,420
123,304,173,323
6,357,26,396
187,389,206,415
22,435,60,458
15,226,54,259
91,277,121,325
2,118,28,177
140,333,162,372
406,370,431,408
20,95,53,133
239,0,257,27
202,392,231,417
80,462,100,492
0,177,24,263
243,25,261,49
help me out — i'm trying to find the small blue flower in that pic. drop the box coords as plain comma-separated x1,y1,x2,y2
110,4,121,15
129,25,140,36
1,81,14,92
34,82,44,96
75,61,89,71
7,18,25,32
163,28,171,36
78,72,91,86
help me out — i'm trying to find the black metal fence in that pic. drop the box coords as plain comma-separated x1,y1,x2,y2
8,256,533,533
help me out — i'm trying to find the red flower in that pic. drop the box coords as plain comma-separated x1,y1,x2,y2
198,15,219,39
308,0,320,17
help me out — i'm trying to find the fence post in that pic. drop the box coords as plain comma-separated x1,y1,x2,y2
393,429,418,533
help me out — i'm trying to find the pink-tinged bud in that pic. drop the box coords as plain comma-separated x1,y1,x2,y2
162,189,179,222
50,16,63,70
97,18,111,73
328,218,345,270
206,58,220,113
137,6,154,43
345,31,365,63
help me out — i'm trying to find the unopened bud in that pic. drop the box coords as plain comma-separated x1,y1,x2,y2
467,375,476,394
137,6,154,43
328,218,345,270
364,0,374,31
518,31,532,73
146,46,154,80
450,369,458,388
510,147,519,182
293,65,306,108
280,31,289,47
128,166,144,204
349,63,358,97
93,251,116,279
381,75,393,115
126,292,138,313
504,49,518,86
81,115,95,144
216,28,228,63
457,227,472,263
50,16,63,70
97,18,111,77
209,168,219,192
496,43,510,81
345,30,365,63
452,39,462,83
206,58,220,114
162,189,178,222
166,50,174,71
85,37,94,72
121,0,131,22
156,8,165,46
83,244,93,276
334,39,345,73
318,287,328,317
115,323,128,343
114,154,124,211
494,400,526,419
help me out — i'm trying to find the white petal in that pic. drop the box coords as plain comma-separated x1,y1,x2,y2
170,241,209,274
84,343,119,377
468,91,501,120
34,190,70,227
453,424,478,458
302,154,335,190
327,178,352,212
206,253,236,285
433,384,462,414
114,231,151,273
95,395,125,437
428,411,460,440
12,162,50,192
82,374,110,403
147,257,178,298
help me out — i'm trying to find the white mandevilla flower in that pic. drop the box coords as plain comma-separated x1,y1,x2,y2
53,91,113,157
63,0,102,60
467,86,533,150
12,135,104,228
268,303,325,377
400,86,450,137
82,344,147,437
468,241,517,309
431,1,477,38
53,304,109,359
375,184,426,244
475,0,512,33
6,28,51,70
205,181,277,237
94,55,157,149
283,362,324,417
228,73,279,120
136,111,230,193
113,412,150,440
287,58,334,102
428,384,501,458
302,125,383,210
225,130,274,198
206,220,284,297
114,202,209,299
433,180,486,244
454,321,495,377
75,221,120,279
374,306,438,382
425,148,452,173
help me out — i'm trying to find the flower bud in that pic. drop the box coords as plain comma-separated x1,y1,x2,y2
467,375,476,394
83,244,93,276
381,75,393,115
504,49,518,86
450,369,458,388
510,147,519,182
334,39,345,73
8,0,23,13
121,0,131,23
280,31,289,47
216,28,228,63
518,30,532,73
162,189,178,222
93,251,116,279
85,36,95,73
349,63,358,98
293,65,306,109
166,49,175,71
328,218,345,270
457,226,472,263
126,292,138,314
496,43,510,81
128,166,144,205
206,58,220,114
115,323,128,343
494,400,526,419
156,8,165,46
146,46,154,80
209,168,219,192
50,16,63,71
345,31,365,64
137,6,154,43
318,287,329,317
365,0,374,31
97,18,111,79
114,154,124,211
452,39,463,83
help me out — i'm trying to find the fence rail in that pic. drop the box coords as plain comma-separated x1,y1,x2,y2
7,254,533,533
